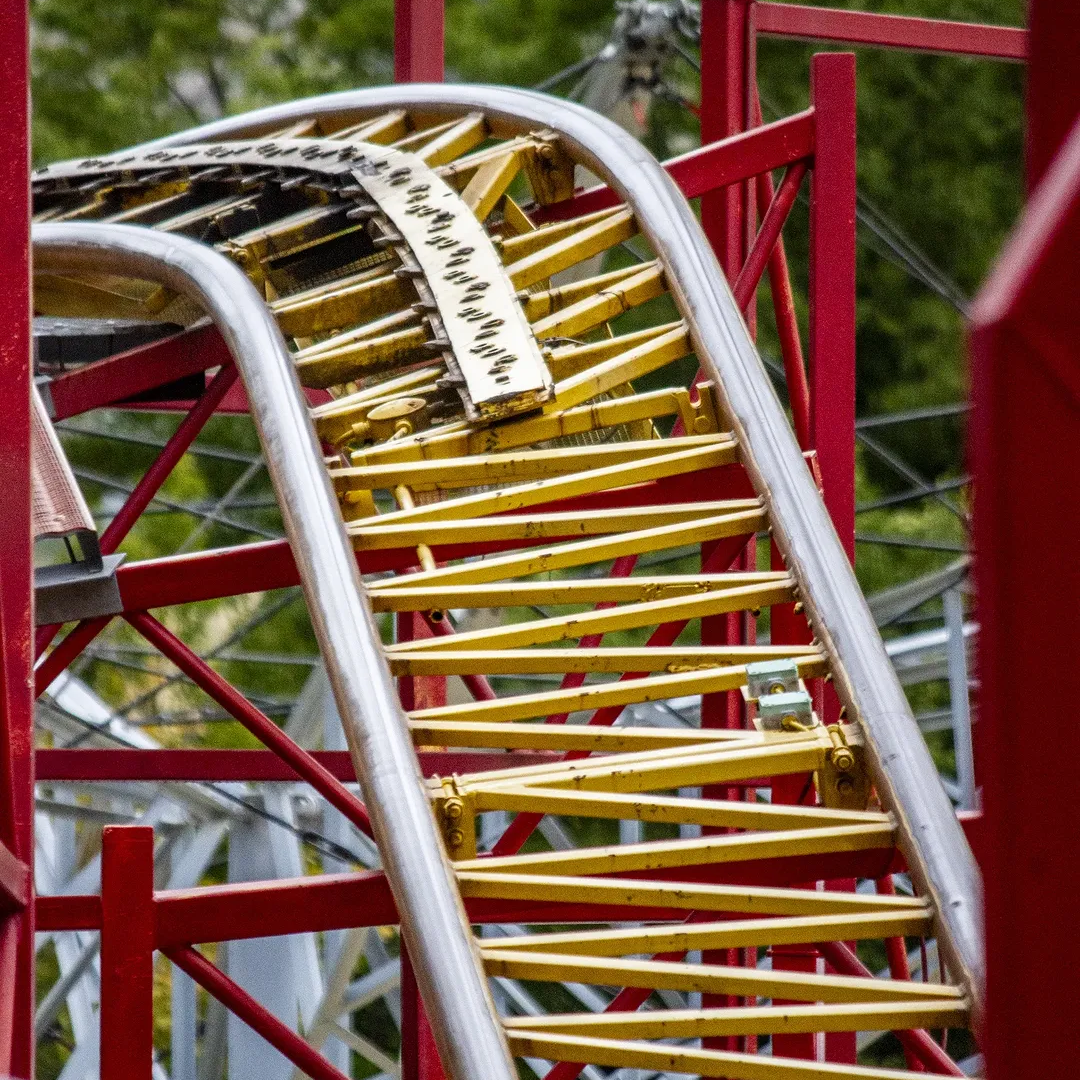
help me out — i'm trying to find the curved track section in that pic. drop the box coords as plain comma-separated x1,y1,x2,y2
33,86,980,1079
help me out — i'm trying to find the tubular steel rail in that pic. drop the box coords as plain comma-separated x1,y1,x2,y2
32,223,517,1080
30,84,981,1078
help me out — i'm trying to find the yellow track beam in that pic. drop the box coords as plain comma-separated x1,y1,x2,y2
275,272,414,338
459,788,883,830
545,324,691,411
368,504,765,589
355,438,737,525
483,951,961,1004
504,1031,956,1080
456,871,923,916
351,386,695,465
389,644,818,674
335,434,731,491
386,577,793,651
416,113,488,166
532,264,668,341
506,209,637,289
295,325,429,388
504,1000,969,1040
457,822,894,876
488,910,932,957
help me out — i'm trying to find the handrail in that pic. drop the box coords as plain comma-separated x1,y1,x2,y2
142,84,983,1012
32,222,518,1080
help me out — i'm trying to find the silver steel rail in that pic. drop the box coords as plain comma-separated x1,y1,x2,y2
32,222,518,1080
146,85,984,1013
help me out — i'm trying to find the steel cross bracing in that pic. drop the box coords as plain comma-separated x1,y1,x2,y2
554,0,977,807
28,86,980,1079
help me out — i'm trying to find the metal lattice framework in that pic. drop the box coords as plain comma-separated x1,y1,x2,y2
25,75,981,1080
5,4,1074,1080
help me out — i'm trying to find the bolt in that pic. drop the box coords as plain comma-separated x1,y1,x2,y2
832,747,855,772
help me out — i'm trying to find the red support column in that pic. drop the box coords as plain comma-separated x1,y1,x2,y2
807,54,858,1065
973,5,1080,1073
101,826,155,1080
700,0,753,282
0,0,35,1073
1024,4,1080,189
400,946,447,1080
394,0,445,83
808,52,857,563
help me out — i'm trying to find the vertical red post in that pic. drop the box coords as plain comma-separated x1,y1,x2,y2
101,826,156,1080
394,0,445,83
976,5,1080,1076
0,0,34,1075
809,54,858,1065
809,51,857,564
700,0,752,282
1026,5,1080,190
400,946,447,1080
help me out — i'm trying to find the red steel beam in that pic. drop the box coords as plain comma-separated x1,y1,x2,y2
394,0,444,83
46,323,232,420
731,158,807,312
971,43,1080,1077
751,1,1027,61
817,939,964,1075
401,947,448,1080
808,52,857,565
752,92,811,451
167,944,351,1080
701,0,754,283
1027,5,1080,189
0,842,30,917
533,109,815,224
100,827,155,1080
124,375,332,415
37,840,903,939
34,617,110,697
35,748,558,782
98,363,238,554
0,0,35,1066
127,611,374,835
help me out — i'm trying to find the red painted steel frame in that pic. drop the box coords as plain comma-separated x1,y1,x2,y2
0,0,34,1075
808,51,856,563
20,4,1025,1075
169,943,352,1080
101,827,155,1080
394,0,445,83
750,1,1027,61
1026,5,1080,190
701,0,754,284
973,7,1080,1074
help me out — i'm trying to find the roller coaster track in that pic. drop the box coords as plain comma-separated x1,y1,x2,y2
31,86,981,1080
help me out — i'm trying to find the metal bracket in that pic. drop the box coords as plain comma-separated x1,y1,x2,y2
431,775,477,860
817,723,872,811
746,659,800,700
756,689,815,732
35,542,125,627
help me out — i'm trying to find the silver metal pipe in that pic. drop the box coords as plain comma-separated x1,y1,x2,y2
32,222,517,1080
146,85,983,1011
944,588,977,812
